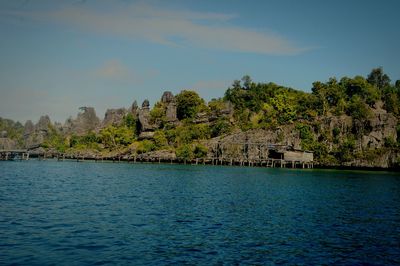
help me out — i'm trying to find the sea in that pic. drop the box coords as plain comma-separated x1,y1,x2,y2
1,160,399,265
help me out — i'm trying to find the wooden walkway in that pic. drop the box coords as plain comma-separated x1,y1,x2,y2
1,150,313,169
0,150,30,160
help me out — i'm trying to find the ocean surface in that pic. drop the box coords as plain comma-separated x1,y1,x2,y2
0,160,399,265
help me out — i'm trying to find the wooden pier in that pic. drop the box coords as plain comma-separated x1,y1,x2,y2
0,141,314,169
0,150,30,161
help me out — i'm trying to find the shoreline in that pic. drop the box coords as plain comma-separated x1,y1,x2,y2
2,156,399,172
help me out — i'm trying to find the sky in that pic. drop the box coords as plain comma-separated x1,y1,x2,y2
0,0,399,123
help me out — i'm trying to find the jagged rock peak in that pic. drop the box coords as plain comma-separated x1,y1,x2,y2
77,106,99,121
36,115,51,131
62,107,100,135
102,108,127,127
24,120,35,136
129,100,138,114
161,91,175,103
142,99,150,109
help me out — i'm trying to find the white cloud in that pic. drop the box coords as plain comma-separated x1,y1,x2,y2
93,59,131,80
10,2,305,55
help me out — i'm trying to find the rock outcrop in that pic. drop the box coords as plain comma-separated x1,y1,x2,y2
101,108,127,128
161,91,178,123
24,115,52,148
63,107,100,135
129,100,139,118
138,99,155,133
0,137,17,150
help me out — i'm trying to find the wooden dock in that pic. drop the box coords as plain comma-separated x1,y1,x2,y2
1,141,314,169
0,150,30,161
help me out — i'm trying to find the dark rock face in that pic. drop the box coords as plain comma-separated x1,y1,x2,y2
138,131,155,140
101,108,127,128
362,112,397,149
209,101,234,122
193,112,209,124
142,99,150,109
129,100,138,118
36,115,51,132
0,137,16,149
24,115,52,148
138,99,154,132
23,120,35,136
63,107,100,135
136,149,176,160
161,91,177,122
161,91,174,103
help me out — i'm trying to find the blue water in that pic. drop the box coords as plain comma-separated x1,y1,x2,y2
0,161,399,265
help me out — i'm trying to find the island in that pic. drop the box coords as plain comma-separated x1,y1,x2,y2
1,68,399,169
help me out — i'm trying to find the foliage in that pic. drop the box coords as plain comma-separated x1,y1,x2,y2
176,144,193,160
167,123,211,145
149,102,167,126
176,90,206,120
382,86,400,115
347,95,371,121
337,137,356,162
8,67,400,167
210,118,232,137
208,98,226,113
193,144,208,158
384,137,397,148
99,125,134,148
136,140,156,154
367,67,391,89
42,125,69,152
124,113,136,130
153,130,168,148
0,117,24,145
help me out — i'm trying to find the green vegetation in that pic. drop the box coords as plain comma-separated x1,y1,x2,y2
2,67,399,167
0,118,24,146
176,90,207,120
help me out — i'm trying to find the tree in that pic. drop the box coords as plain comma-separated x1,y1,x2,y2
348,95,371,121
176,144,193,160
241,75,252,90
193,144,208,158
367,67,391,89
175,90,206,120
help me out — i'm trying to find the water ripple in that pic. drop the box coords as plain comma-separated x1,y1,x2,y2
0,161,399,265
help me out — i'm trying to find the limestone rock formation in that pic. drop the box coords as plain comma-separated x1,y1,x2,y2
129,100,139,118
0,137,16,150
193,112,209,124
24,120,35,136
361,112,397,149
101,108,127,128
36,115,51,132
138,131,155,140
24,115,52,148
136,150,177,161
161,91,178,122
138,99,154,132
63,107,100,135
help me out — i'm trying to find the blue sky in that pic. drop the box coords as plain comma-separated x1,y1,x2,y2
1,0,399,123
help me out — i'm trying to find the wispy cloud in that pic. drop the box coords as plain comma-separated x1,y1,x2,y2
6,2,305,55
93,59,131,80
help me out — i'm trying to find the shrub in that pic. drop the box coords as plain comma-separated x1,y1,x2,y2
176,144,193,160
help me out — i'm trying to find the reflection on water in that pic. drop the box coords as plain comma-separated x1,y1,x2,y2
0,161,399,265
